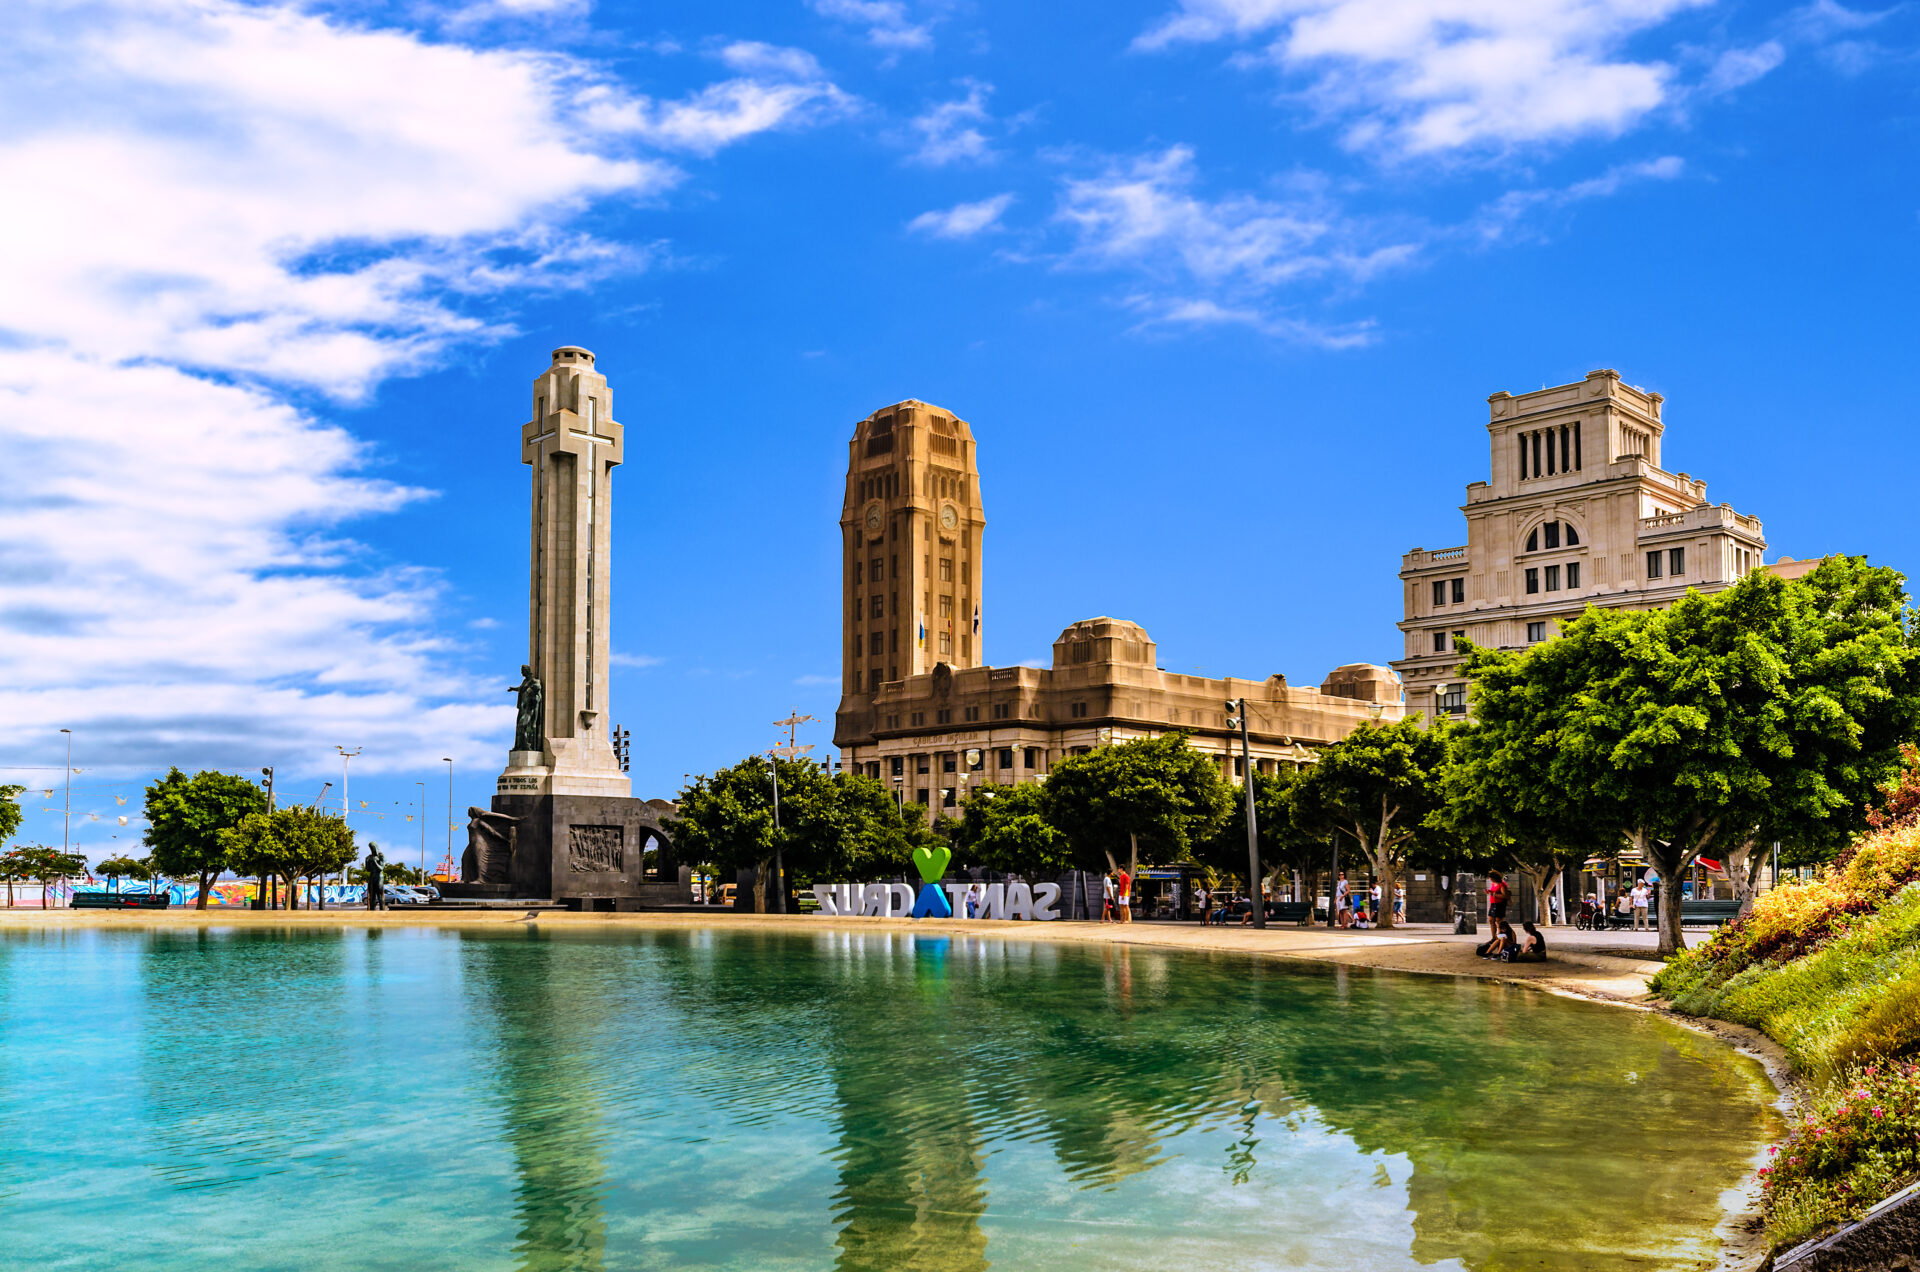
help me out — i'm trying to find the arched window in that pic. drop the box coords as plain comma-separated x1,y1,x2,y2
1525,528,1538,552
1565,523,1580,546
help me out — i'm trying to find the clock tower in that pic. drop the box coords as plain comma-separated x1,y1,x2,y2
834,399,985,750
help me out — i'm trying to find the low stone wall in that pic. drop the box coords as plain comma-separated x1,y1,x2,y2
1772,1180,1920,1272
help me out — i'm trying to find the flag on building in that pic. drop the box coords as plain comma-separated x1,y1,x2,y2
973,605,980,635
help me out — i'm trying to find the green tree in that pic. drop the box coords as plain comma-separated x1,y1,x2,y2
0,785,22,850
1460,558,1920,954
94,855,150,893
1196,767,1323,897
12,846,86,908
1040,733,1233,872
953,782,1072,876
143,767,268,909
222,807,355,910
1,849,28,907
1291,717,1450,929
667,759,935,912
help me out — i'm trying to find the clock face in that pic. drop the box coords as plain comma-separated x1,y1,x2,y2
864,505,882,533
939,504,958,531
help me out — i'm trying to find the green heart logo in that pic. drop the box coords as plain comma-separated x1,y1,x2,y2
911,845,951,884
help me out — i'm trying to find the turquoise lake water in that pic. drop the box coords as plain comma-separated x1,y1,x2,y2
0,926,1776,1271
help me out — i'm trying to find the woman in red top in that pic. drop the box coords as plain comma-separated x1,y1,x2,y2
1486,870,1509,922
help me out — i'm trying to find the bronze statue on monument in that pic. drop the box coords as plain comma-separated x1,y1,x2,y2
508,664,544,754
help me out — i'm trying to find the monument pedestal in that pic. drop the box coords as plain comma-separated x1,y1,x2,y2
488,792,690,910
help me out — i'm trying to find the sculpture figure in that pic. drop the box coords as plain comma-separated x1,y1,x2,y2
508,664,544,755
464,807,520,885
364,844,386,911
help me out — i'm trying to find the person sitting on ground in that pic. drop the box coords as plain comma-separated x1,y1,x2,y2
1477,921,1513,959
1510,921,1547,962
1352,905,1372,929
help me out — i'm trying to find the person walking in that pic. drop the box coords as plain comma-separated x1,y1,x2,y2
1630,878,1651,931
1334,872,1352,928
1393,883,1406,924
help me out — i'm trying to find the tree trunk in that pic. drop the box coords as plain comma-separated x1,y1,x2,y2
752,860,769,914
197,871,213,910
1724,839,1766,911
1375,856,1399,928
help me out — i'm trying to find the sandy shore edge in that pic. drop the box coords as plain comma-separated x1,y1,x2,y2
3,907,1786,1266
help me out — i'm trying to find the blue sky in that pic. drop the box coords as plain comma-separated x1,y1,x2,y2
2,0,1916,865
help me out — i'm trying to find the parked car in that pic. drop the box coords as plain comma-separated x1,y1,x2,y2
381,884,430,906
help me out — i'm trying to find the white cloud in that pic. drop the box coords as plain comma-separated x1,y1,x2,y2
611,653,666,668
909,81,997,164
908,193,1016,239
577,41,855,157
1703,41,1786,94
1049,147,1413,345
0,0,847,776
810,0,936,50
1134,0,1711,156
1474,155,1685,241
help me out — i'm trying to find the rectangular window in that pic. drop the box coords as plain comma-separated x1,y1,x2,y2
854,561,864,585
1544,521,1559,550
890,757,904,777
1517,432,1527,479
1527,621,1546,643
938,595,953,618
910,713,924,727
1561,425,1572,473
961,634,970,660
1024,747,1039,769
868,633,883,656
1451,578,1465,604
1453,629,1465,646
1573,421,1582,470
992,703,1010,719
997,748,1013,769
936,709,952,725
1647,551,1664,579
1438,684,1467,715
1546,428,1556,475
939,558,953,582
1432,630,1447,653
1432,579,1446,607
1070,702,1088,718
1566,562,1580,589
969,752,984,772
869,669,882,690
942,788,956,808
870,557,884,582
889,630,897,653
963,706,979,722
1525,567,1539,594
938,632,952,655
1531,430,1541,477
1669,546,1685,576
943,755,957,772
870,595,884,619
1545,564,1560,591
1234,756,1246,777
917,788,929,807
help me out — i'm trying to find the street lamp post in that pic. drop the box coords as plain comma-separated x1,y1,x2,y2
260,767,275,910
59,729,72,856
763,754,785,915
333,746,361,910
1224,699,1263,929
442,758,453,882
417,781,427,882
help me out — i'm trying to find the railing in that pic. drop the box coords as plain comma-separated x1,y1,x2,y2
1404,545,1468,568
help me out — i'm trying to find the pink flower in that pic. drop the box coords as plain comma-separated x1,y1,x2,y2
1873,1107,1885,1118
1768,1145,1778,1156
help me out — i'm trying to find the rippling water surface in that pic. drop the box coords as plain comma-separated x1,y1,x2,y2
0,926,1775,1271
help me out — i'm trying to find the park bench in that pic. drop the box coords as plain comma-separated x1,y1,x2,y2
70,892,171,910
1268,901,1312,925
1681,899,1742,927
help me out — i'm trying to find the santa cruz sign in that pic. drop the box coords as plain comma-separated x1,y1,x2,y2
810,845,1061,920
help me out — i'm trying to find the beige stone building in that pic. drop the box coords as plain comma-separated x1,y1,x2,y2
1393,369,1771,722
833,400,1403,814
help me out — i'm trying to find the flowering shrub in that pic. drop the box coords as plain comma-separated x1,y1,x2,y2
1760,1062,1920,1247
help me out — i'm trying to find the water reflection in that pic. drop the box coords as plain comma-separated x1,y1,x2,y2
465,932,611,1272
0,925,1774,1272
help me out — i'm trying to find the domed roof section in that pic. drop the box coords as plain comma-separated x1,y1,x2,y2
850,399,971,440
1052,618,1156,668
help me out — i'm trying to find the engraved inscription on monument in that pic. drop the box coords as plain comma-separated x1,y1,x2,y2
567,824,624,873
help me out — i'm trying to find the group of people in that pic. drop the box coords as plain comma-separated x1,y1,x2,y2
1476,871,1547,960
1332,872,1405,927
1099,868,1133,922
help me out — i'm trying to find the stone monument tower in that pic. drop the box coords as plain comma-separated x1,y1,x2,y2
462,345,683,909
498,345,631,799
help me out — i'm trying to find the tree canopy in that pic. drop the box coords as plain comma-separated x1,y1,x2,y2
1290,717,1449,927
1457,557,1920,953
952,781,1072,877
0,785,22,849
221,807,356,908
1040,733,1233,871
667,759,938,910
143,767,268,909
